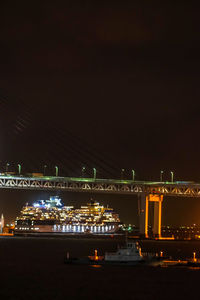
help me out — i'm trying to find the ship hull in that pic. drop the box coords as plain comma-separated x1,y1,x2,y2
64,257,164,266
14,231,124,239
14,224,119,235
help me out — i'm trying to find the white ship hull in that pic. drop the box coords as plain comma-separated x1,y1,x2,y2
14,223,119,235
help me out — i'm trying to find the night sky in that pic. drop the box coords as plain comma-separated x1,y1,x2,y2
0,1,200,225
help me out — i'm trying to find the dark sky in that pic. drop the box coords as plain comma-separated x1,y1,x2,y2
0,1,200,225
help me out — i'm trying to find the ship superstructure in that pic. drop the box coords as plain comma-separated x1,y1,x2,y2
14,196,120,235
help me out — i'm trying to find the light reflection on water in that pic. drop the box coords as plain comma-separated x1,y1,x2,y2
90,264,102,268
188,267,200,270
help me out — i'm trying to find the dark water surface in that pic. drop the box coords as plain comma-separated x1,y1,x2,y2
0,237,200,300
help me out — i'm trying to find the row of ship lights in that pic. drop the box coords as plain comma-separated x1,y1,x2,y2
2,163,175,182
16,224,115,232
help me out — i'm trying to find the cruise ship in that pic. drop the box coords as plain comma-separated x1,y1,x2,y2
14,196,121,235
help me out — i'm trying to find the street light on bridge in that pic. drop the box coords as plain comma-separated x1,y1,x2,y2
81,166,86,178
93,168,96,180
170,171,174,182
55,166,58,177
18,164,21,175
121,169,125,180
5,163,10,175
43,165,47,176
132,169,135,181
160,170,164,182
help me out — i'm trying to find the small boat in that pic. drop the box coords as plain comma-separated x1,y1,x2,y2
104,241,143,264
64,241,164,266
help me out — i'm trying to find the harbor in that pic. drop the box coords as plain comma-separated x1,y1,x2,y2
0,236,200,299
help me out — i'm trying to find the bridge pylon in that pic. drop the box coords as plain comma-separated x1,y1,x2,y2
139,193,163,238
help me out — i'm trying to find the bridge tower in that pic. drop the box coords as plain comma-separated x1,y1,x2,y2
139,194,163,238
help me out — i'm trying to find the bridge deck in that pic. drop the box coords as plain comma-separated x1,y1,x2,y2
0,175,199,197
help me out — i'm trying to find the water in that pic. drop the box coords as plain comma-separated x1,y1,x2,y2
0,237,199,299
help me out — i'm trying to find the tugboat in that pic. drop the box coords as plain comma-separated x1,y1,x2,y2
64,241,164,266
104,241,144,264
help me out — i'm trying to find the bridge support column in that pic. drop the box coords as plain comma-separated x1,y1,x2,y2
149,194,163,238
139,194,163,239
139,194,149,238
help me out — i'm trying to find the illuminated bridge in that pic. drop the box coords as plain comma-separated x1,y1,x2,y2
1,175,200,239
0,92,199,238
0,175,199,197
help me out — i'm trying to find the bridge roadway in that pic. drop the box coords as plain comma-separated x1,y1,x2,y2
0,175,200,197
